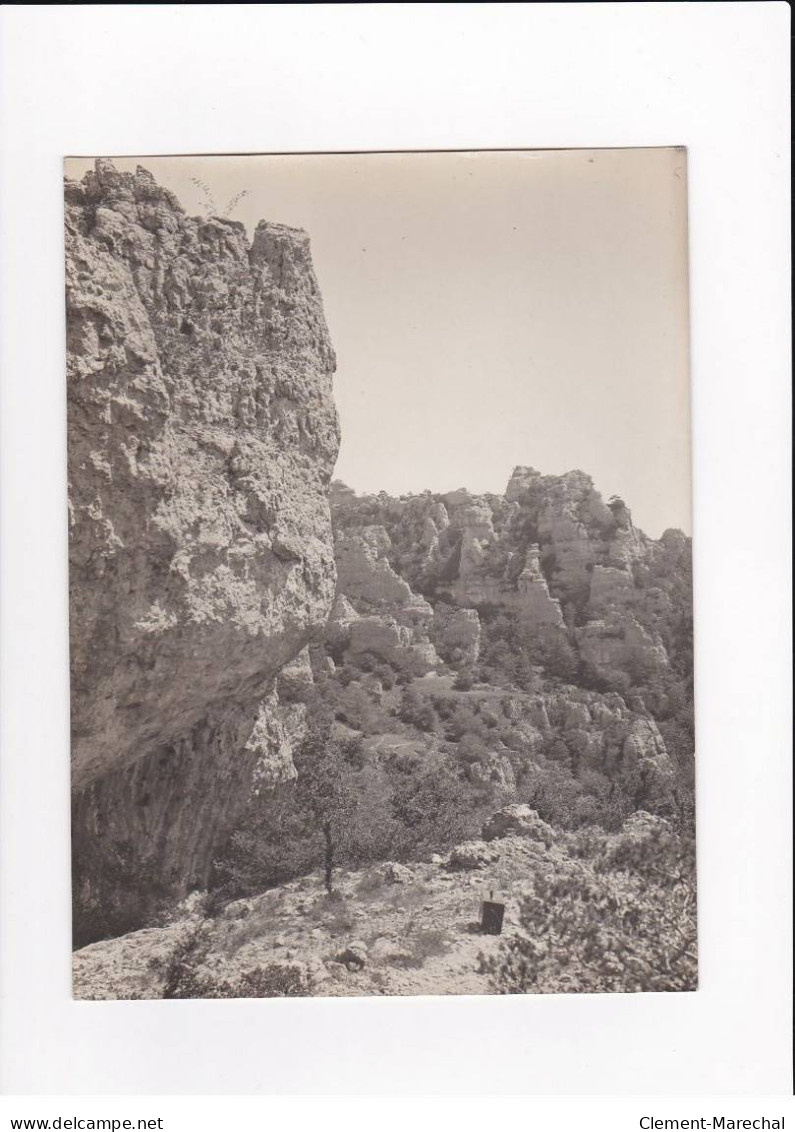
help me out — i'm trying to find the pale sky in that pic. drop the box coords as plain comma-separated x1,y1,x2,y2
66,149,691,537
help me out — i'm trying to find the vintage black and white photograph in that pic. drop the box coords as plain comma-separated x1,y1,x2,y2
65,148,696,1000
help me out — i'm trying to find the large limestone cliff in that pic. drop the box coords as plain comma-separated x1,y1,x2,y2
67,161,340,944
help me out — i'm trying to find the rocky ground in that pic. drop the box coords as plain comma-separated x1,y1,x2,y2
74,803,696,1000
74,816,563,999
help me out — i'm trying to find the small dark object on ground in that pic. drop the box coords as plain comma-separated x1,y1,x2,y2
480,898,505,936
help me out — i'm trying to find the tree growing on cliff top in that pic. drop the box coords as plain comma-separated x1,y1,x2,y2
189,177,250,219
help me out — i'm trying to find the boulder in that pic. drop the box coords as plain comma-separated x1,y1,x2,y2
448,840,499,871
72,921,203,1000
346,614,438,672
482,805,556,847
369,937,413,964
621,810,672,839
277,646,315,701
466,753,516,791
576,615,668,687
335,941,368,971
377,862,414,885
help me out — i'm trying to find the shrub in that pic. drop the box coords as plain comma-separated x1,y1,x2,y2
333,683,386,734
389,754,483,858
480,822,696,994
399,685,440,732
444,702,489,743
518,761,583,829
374,663,397,690
456,731,490,764
308,892,356,937
519,757,635,832
521,626,580,683
453,667,476,691
392,929,450,969
170,962,314,1000
231,965,314,998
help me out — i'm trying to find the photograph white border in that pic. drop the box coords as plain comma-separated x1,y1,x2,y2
1,2,791,1095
